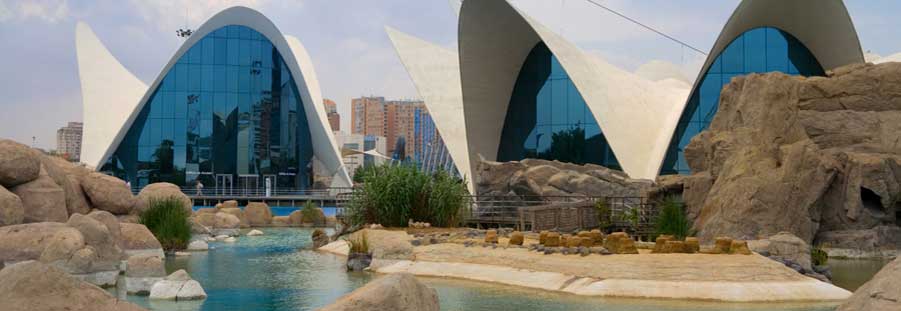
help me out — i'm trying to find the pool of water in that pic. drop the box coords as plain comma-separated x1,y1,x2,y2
829,257,892,291
120,228,838,311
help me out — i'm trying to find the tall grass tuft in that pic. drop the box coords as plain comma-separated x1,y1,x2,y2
301,200,323,224
140,197,192,251
654,196,692,240
348,164,468,227
349,230,370,254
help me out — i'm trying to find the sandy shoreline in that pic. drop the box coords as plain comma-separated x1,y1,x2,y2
318,239,851,302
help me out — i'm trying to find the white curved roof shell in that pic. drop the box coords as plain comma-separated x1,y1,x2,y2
458,0,688,180
76,6,350,187
384,26,474,192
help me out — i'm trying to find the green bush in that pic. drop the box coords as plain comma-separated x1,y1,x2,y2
140,197,191,251
595,200,611,230
811,244,829,266
347,164,468,227
654,196,692,240
301,200,323,224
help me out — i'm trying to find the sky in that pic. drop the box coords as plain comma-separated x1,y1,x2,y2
1,0,900,150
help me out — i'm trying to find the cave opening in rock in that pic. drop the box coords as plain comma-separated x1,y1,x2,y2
860,187,885,215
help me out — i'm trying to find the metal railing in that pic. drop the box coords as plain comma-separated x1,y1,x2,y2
130,187,353,198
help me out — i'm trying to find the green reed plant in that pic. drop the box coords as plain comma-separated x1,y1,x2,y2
349,230,370,254
139,197,191,251
654,196,692,240
301,200,323,224
347,164,468,228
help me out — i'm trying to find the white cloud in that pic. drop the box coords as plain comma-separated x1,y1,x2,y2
128,0,283,32
0,0,69,23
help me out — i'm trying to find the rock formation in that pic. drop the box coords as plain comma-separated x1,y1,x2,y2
134,182,193,214
0,261,145,311
149,269,207,300
837,256,901,311
0,139,41,188
0,184,24,225
476,158,651,198
319,273,439,311
125,255,166,295
119,223,164,258
245,202,273,226
81,172,135,215
662,63,901,249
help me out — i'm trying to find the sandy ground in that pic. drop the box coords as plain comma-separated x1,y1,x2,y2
412,243,808,282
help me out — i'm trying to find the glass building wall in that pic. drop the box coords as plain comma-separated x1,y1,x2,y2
101,25,314,190
497,42,620,169
659,27,825,175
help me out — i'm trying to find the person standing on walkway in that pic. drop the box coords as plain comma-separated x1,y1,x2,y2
195,180,204,196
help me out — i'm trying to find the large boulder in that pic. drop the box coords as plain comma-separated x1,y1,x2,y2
0,184,24,226
319,273,439,311
289,208,326,225
134,182,192,214
119,223,164,258
475,157,647,198
245,202,272,226
88,210,121,245
749,232,812,271
363,229,413,260
125,255,166,295
219,207,248,227
149,269,207,301
214,212,240,229
0,139,41,188
39,156,91,216
10,172,67,223
837,257,901,311
81,172,134,215
66,213,123,271
0,222,84,265
0,261,145,311
679,63,901,246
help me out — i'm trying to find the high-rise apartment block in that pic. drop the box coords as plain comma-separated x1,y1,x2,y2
323,98,340,132
56,122,83,162
350,96,424,157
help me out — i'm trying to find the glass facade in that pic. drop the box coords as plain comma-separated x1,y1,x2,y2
414,108,458,176
660,27,825,175
101,25,314,190
497,42,620,169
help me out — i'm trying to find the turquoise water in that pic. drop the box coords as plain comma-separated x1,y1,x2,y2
121,228,837,311
829,257,891,291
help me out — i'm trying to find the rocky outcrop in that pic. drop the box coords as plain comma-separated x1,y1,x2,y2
82,172,134,215
0,184,24,225
125,255,166,295
672,63,901,248
11,171,67,223
366,229,414,260
219,207,248,227
39,155,92,216
0,261,145,311
289,207,326,226
476,158,651,198
311,228,329,249
0,139,41,188
319,273,439,311
187,240,209,251
119,223,164,258
149,269,207,301
837,257,901,311
66,213,124,272
134,182,192,214
245,202,272,226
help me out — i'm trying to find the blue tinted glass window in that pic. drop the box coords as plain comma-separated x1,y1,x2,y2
101,25,314,189
660,27,824,175
497,42,620,169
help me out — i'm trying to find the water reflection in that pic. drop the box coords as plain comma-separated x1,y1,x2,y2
829,257,891,291
120,228,839,311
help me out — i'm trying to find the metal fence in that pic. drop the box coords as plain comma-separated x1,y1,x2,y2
131,187,354,198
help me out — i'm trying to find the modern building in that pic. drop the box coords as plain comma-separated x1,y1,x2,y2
350,96,424,157
56,122,83,162
323,98,340,132
76,6,351,191
414,108,457,176
387,0,863,192
334,132,388,180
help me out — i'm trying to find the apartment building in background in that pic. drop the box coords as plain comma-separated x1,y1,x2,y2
350,96,424,157
56,122,83,162
323,98,340,132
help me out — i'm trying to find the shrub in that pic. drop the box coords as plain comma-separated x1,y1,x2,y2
300,200,323,224
347,164,468,228
654,196,692,240
811,244,829,266
348,230,370,254
595,200,611,231
140,197,192,251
